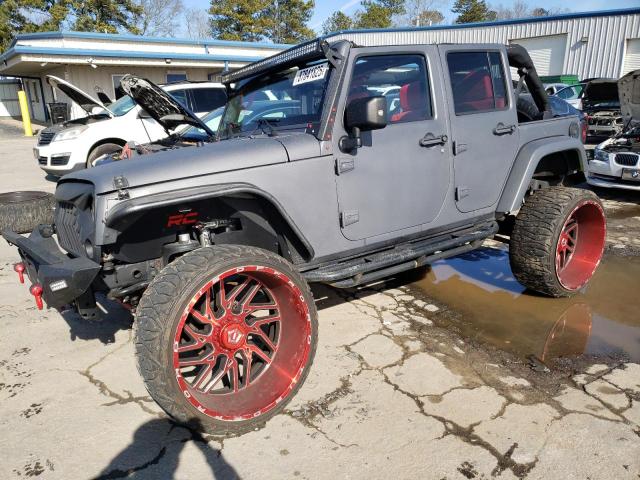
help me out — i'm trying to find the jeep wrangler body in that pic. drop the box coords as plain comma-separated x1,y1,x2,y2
3,37,606,434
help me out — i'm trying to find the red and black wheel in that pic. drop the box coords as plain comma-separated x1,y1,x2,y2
135,245,317,434
509,186,606,298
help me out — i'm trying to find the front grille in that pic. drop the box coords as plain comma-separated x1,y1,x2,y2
38,156,47,165
51,155,70,166
55,201,84,256
38,130,56,146
614,153,639,167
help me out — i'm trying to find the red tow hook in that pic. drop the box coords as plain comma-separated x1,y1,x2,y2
29,284,44,310
13,262,25,284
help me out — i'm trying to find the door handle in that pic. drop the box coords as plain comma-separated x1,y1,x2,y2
493,123,516,135
420,133,448,147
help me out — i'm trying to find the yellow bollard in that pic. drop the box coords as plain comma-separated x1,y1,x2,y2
17,90,33,137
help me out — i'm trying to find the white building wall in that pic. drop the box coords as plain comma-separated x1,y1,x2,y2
328,11,640,78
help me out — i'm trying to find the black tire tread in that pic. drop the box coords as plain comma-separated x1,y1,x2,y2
0,192,55,234
509,186,603,298
134,244,318,435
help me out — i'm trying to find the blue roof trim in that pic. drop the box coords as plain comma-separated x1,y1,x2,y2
10,31,291,50
1,45,266,64
323,7,640,37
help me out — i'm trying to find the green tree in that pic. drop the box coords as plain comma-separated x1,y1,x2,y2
356,0,404,28
209,0,271,41
264,0,315,44
451,0,495,24
1,0,69,52
321,11,354,34
71,0,143,33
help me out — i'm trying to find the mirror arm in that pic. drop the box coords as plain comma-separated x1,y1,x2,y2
339,126,361,153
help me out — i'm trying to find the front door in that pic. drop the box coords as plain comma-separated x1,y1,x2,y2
439,45,520,213
334,48,452,241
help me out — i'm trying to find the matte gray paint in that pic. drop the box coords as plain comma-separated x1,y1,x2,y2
59,43,586,265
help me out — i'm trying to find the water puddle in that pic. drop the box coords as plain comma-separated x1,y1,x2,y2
411,248,640,362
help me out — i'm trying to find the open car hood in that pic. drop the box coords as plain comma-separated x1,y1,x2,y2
618,69,640,121
583,79,620,104
119,75,215,135
46,75,113,116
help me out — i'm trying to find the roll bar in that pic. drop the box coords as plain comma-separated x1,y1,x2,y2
507,44,551,117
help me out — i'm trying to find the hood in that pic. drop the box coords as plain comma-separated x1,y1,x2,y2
47,75,113,116
59,133,320,194
618,69,640,121
583,79,620,105
120,75,215,136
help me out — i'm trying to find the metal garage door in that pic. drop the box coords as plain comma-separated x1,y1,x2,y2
623,38,640,75
509,34,567,76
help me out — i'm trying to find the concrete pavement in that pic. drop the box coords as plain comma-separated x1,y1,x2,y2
0,135,638,479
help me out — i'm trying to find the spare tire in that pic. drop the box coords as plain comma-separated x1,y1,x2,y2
0,191,55,234
516,96,543,123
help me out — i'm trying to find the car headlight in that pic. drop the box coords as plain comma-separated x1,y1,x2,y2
53,126,88,142
593,148,609,163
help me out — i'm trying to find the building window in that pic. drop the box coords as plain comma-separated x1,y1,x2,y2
166,71,187,83
447,51,508,115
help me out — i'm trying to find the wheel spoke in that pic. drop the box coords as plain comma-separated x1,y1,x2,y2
248,314,281,328
243,303,278,315
240,282,262,310
192,363,214,390
250,328,277,351
248,344,272,365
243,350,253,387
226,277,253,307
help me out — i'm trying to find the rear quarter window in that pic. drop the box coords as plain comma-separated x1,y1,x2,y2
190,88,227,113
447,51,508,115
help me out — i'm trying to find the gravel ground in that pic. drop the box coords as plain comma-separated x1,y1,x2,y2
1,136,639,480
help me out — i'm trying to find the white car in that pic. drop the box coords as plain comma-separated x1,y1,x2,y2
587,70,640,191
34,76,226,176
544,82,568,96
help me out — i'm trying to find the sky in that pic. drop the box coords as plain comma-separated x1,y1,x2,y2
181,0,639,37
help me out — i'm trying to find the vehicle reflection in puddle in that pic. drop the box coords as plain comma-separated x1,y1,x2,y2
412,248,640,362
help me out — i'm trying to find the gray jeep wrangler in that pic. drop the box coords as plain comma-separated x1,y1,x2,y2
3,37,606,435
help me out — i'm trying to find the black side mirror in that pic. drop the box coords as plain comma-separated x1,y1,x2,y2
340,96,387,152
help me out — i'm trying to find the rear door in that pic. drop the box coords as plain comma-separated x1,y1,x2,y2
439,46,520,213
334,47,452,241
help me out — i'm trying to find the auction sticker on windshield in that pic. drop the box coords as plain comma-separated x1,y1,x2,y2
293,63,329,86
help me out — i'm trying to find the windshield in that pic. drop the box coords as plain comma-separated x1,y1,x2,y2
178,106,225,140
100,95,137,117
555,85,583,100
219,58,331,138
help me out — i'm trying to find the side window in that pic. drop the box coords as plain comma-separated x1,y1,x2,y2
169,89,188,108
190,88,227,113
347,54,432,124
447,51,509,115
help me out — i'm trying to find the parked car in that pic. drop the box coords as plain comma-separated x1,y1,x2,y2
588,69,640,191
34,76,226,176
554,79,622,138
4,40,599,436
544,82,569,95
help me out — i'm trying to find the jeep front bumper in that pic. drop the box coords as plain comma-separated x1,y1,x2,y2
2,227,100,309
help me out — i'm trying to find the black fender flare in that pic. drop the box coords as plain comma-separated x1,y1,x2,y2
497,136,587,214
103,182,315,259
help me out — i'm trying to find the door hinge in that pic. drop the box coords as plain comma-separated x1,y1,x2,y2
335,158,355,175
455,186,470,201
113,175,130,200
340,210,359,227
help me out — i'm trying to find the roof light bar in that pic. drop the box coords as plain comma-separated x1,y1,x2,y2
221,39,324,84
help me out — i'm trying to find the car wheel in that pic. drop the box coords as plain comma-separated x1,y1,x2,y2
0,191,55,234
135,245,318,435
86,143,122,168
509,186,606,297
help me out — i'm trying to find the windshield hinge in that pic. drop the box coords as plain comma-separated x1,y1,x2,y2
321,40,344,68
113,175,130,200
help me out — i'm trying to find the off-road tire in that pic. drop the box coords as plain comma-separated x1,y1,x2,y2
509,186,606,298
87,143,122,168
516,96,542,122
0,191,55,234
134,245,318,435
